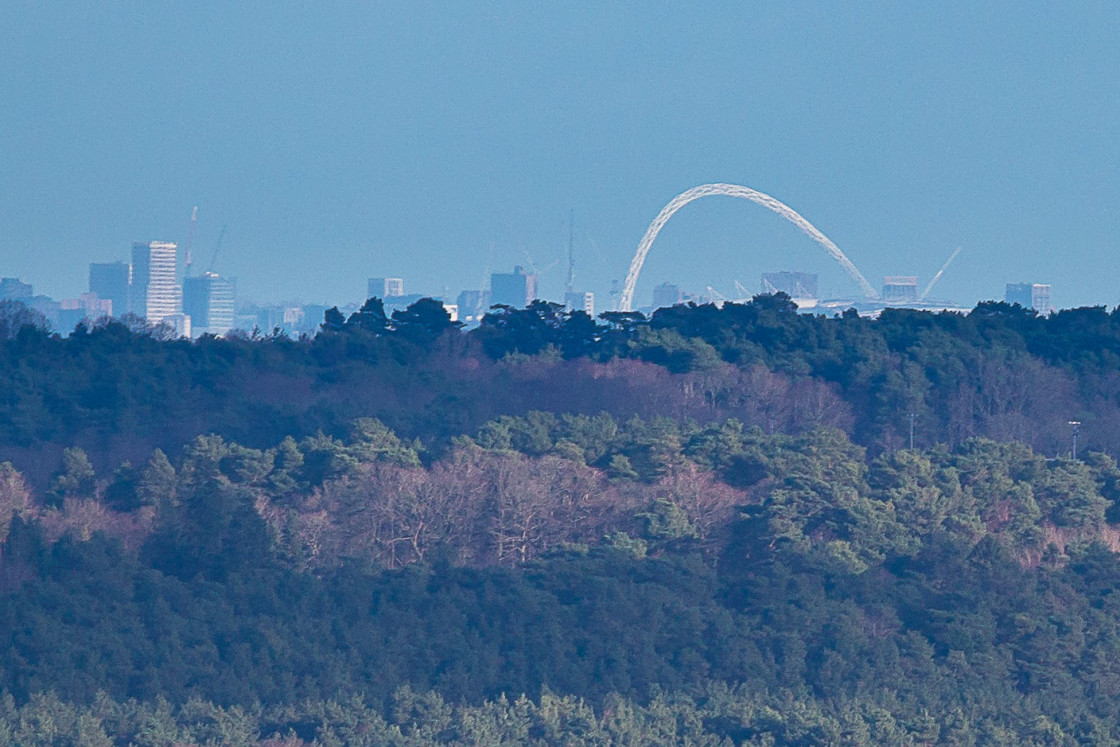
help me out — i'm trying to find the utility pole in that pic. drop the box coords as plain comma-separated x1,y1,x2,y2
908,413,916,450
1069,420,1081,461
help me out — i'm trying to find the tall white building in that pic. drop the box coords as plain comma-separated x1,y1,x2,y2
130,241,181,324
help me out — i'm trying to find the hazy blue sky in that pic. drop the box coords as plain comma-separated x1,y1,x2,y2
2,1,1118,310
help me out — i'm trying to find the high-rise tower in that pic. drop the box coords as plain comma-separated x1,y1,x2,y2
490,266,538,308
183,272,236,336
89,261,130,317
130,241,180,323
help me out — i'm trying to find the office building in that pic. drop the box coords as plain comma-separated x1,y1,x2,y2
1006,282,1051,314
882,276,919,303
183,272,236,336
283,306,306,328
60,293,111,319
56,294,110,334
89,262,130,317
652,282,684,309
237,303,279,334
762,271,818,299
490,266,537,308
130,241,180,323
0,278,33,301
368,277,405,299
565,291,595,317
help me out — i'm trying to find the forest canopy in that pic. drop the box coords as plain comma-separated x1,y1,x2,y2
3,295,1120,743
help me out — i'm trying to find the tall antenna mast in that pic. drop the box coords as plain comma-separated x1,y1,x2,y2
565,209,574,295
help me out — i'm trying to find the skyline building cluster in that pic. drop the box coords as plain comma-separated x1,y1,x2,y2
108,241,238,337
1,241,238,338
2,244,1057,338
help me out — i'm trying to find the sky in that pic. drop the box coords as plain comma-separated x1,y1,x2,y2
2,1,1119,311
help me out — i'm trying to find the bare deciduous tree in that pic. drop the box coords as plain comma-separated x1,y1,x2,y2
0,462,32,542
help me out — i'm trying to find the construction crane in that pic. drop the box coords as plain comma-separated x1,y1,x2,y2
207,225,228,274
521,247,559,277
185,206,198,276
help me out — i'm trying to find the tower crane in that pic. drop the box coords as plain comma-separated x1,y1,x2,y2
185,206,198,276
206,225,228,274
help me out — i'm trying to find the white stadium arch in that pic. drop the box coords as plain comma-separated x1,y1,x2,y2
620,183,878,311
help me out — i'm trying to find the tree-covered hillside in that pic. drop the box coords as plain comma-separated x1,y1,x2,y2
4,296,1120,743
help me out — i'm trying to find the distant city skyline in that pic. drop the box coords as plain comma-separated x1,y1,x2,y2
0,251,1063,340
0,228,1066,316
0,253,1063,313
2,3,1118,311
0,211,1083,314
